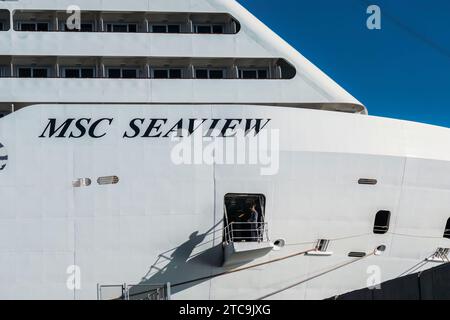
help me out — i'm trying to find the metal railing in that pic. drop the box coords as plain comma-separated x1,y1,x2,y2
97,283,170,300
224,222,269,244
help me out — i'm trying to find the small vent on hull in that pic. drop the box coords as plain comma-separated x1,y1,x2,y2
358,178,378,185
348,252,366,258
97,176,119,185
426,248,450,263
72,178,91,187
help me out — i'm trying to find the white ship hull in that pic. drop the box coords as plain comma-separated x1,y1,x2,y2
0,104,449,299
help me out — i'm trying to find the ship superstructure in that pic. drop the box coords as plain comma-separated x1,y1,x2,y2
0,0,449,300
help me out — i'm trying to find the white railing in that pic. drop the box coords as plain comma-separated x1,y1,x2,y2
224,222,269,244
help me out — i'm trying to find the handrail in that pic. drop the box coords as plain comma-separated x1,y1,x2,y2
224,222,269,244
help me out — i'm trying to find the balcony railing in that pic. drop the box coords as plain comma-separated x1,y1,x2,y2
224,222,269,244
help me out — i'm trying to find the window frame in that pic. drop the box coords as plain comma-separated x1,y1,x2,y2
61,67,96,78
239,68,269,80
17,66,51,78
150,24,181,33
194,23,225,34
194,68,226,79
151,68,183,79
105,22,138,33
18,21,50,32
106,67,140,79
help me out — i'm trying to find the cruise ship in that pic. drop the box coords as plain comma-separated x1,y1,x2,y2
0,0,449,300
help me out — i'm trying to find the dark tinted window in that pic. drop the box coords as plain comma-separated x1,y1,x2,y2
64,69,80,78
81,68,94,78
168,25,180,33
196,25,211,34
36,23,49,31
374,210,391,234
258,70,268,79
20,23,36,31
241,70,257,79
209,70,224,79
122,69,138,78
33,68,48,78
152,25,166,33
195,69,208,79
212,25,224,34
108,69,121,78
128,24,137,33
0,22,3,31
80,24,93,32
169,69,182,79
153,69,169,79
18,68,32,78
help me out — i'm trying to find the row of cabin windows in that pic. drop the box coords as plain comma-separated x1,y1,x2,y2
7,66,270,79
13,21,227,34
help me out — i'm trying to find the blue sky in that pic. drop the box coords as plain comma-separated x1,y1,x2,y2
237,0,450,128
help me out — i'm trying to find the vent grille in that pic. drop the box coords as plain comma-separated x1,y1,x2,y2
97,176,119,185
72,178,91,187
358,178,378,185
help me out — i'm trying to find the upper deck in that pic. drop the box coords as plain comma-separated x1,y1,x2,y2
0,0,366,115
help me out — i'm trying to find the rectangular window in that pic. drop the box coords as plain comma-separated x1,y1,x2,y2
18,68,32,78
106,23,138,33
152,69,183,79
239,69,269,79
121,69,138,79
209,69,225,79
19,22,49,31
36,23,49,31
81,68,95,78
195,25,212,34
151,24,180,33
195,69,208,79
63,68,95,78
169,69,182,79
19,23,37,31
0,22,3,31
18,67,49,78
107,68,121,78
212,25,224,34
107,68,138,79
64,69,80,78
195,68,225,79
33,68,48,78
168,25,181,33
195,24,225,34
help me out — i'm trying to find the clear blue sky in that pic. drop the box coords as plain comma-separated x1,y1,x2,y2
237,0,450,128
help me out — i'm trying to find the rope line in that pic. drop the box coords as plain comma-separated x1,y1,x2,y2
256,249,376,300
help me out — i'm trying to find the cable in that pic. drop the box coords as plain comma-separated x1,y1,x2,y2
171,247,316,288
256,249,376,300
357,0,450,59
